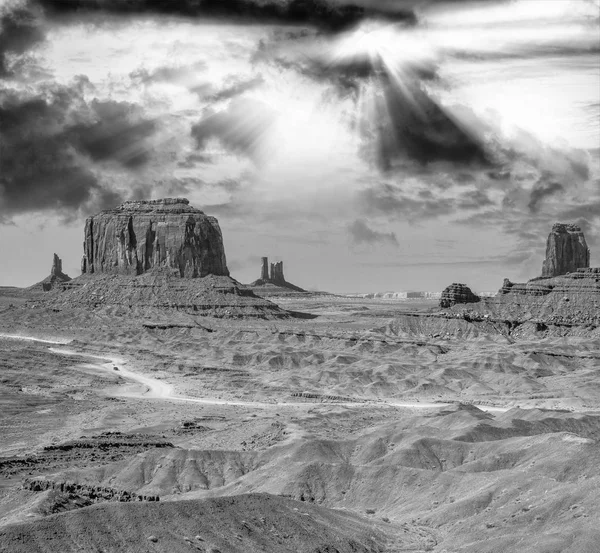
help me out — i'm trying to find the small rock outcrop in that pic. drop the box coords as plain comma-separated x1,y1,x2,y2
541,223,589,277
440,283,480,308
81,198,229,278
38,254,72,291
250,257,306,293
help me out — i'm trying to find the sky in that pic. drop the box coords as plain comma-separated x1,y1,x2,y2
0,0,599,293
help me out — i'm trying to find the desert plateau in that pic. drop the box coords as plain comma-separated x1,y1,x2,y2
1,0,600,552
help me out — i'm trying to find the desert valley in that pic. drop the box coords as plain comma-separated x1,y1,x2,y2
2,0,600,552
1,198,600,553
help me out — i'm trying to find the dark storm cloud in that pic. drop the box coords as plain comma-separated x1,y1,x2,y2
191,98,276,161
348,219,398,246
527,181,564,213
362,72,489,171
0,82,158,217
69,99,157,168
37,0,415,32
0,3,45,77
262,45,489,170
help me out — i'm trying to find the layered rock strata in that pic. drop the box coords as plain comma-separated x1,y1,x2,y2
81,198,229,278
440,283,480,308
541,223,589,277
23,479,159,503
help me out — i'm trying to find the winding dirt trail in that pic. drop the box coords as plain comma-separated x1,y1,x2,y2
1,333,509,412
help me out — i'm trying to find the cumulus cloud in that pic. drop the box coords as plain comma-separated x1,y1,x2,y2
0,2,45,77
197,75,265,103
0,81,159,218
129,61,208,86
191,98,277,162
357,182,456,221
68,99,157,169
527,181,564,213
348,219,398,246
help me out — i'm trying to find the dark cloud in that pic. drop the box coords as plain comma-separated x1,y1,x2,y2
37,0,416,32
358,182,455,221
0,3,45,77
261,44,489,171
0,82,160,218
191,98,276,162
68,99,157,168
527,180,564,213
348,219,398,246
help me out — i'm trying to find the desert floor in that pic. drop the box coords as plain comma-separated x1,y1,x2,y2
1,290,599,552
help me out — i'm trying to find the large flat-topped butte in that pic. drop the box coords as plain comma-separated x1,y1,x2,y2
81,198,229,278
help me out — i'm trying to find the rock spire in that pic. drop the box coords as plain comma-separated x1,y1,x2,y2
270,261,285,285
541,223,589,278
38,253,71,291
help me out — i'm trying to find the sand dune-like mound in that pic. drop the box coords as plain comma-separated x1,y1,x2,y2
0,493,413,553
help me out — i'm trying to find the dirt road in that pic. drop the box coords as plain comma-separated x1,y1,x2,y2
2,333,509,412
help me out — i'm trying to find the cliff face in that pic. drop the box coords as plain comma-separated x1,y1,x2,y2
541,223,589,277
81,198,229,278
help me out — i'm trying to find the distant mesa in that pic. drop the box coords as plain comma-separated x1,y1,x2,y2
35,253,72,291
81,198,229,278
439,283,480,309
541,223,589,277
249,257,306,293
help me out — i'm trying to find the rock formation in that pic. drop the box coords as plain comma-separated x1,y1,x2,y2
250,257,306,293
270,261,285,285
36,253,72,291
261,257,269,280
81,198,229,278
440,283,480,309
541,223,589,277
39,199,293,318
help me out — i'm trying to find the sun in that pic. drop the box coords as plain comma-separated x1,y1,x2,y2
330,21,434,71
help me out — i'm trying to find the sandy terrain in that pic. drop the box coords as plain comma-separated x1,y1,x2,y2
1,290,600,552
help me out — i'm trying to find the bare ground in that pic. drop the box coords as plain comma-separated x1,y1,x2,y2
1,289,600,552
